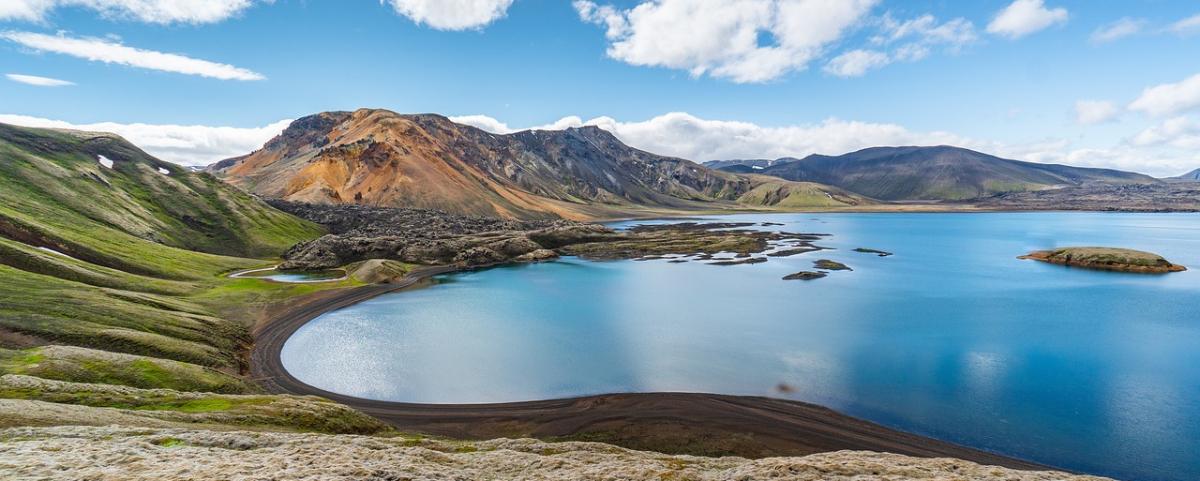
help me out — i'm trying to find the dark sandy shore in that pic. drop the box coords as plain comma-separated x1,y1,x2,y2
250,266,1046,469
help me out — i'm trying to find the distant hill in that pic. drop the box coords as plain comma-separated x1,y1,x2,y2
1165,168,1200,183
721,146,1158,201
703,158,800,171
210,109,871,219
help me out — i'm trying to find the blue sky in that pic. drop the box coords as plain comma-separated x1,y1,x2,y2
1,1,1199,176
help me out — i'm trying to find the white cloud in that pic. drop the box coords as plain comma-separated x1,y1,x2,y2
0,0,259,24
1167,13,1200,35
0,114,291,166
1090,17,1146,44
382,0,514,31
824,14,976,77
823,49,889,77
1129,72,1200,117
1131,116,1200,150
1074,100,1118,125
452,111,1197,176
574,0,878,83
6,73,74,86
2,31,265,81
986,0,1068,39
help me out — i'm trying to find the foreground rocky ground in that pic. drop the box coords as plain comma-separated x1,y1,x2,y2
0,425,1112,481
269,201,830,270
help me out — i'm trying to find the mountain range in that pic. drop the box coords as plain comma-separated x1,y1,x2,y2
705,146,1159,201
207,109,870,220
1166,168,1200,183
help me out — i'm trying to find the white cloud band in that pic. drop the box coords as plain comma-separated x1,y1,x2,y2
0,114,290,166
2,31,265,81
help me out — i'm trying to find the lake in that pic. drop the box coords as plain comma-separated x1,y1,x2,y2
281,212,1200,481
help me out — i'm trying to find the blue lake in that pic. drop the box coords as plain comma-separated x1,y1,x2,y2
281,212,1200,481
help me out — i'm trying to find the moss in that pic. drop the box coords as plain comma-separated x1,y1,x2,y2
153,437,186,448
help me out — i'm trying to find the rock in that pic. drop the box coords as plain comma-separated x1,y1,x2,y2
348,259,411,284
513,249,558,263
814,259,851,271
767,247,822,257
1019,247,1187,273
783,271,827,281
853,248,892,257
0,425,1114,481
709,257,768,266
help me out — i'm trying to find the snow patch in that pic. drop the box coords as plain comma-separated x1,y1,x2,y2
97,155,113,169
157,167,170,175
36,247,71,258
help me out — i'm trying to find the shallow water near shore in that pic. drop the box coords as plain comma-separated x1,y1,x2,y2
282,212,1200,481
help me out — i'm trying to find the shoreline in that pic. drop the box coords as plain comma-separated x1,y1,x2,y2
250,264,1050,471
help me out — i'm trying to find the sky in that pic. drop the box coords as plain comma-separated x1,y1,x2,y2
1,0,1199,176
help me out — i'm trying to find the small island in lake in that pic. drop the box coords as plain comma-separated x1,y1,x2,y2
1020,247,1187,274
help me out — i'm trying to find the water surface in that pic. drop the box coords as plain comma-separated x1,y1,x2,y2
282,212,1200,481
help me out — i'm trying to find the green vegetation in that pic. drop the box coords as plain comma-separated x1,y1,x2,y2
814,259,851,271
736,179,868,208
0,124,397,435
0,375,389,434
0,346,256,394
1021,247,1187,273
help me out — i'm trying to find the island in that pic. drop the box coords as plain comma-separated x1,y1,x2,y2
1019,247,1187,273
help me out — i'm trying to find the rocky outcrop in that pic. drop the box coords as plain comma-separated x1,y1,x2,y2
0,425,1113,481
1020,247,1187,273
273,203,830,271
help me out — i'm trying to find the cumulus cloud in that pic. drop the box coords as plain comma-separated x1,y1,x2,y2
0,114,290,166
1090,17,1146,43
986,0,1068,39
1074,100,1118,125
452,111,1196,176
1131,116,1200,150
1,31,265,81
823,49,889,77
0,0,259,24
824,14,975,77
574,0,878,83
6,73,74,86
382,0,514,30
1129,72,1200,117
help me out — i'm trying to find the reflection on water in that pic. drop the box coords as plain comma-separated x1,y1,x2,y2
282,212,1200,481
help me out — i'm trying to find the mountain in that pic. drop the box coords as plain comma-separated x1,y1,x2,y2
209,109,870,219
0,122,323,366
718,146,1158,201
1165,168,1200,182
0,123,321,268
703,158,800,171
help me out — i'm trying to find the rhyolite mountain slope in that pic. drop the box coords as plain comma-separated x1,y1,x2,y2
1165,168,1200,182
715,146,1158,201
209,109,869,219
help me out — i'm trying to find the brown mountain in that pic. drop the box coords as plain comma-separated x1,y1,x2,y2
209,109,869,219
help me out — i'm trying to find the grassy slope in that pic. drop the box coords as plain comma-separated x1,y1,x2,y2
0,124,389,434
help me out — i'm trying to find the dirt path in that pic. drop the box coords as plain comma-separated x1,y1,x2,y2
250,266,1047,469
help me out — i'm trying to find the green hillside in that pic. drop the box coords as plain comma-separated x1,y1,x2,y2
0,124,388,434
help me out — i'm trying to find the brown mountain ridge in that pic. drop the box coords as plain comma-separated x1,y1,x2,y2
208,109,869,220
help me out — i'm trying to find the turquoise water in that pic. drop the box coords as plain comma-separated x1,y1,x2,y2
281,212,1200,481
